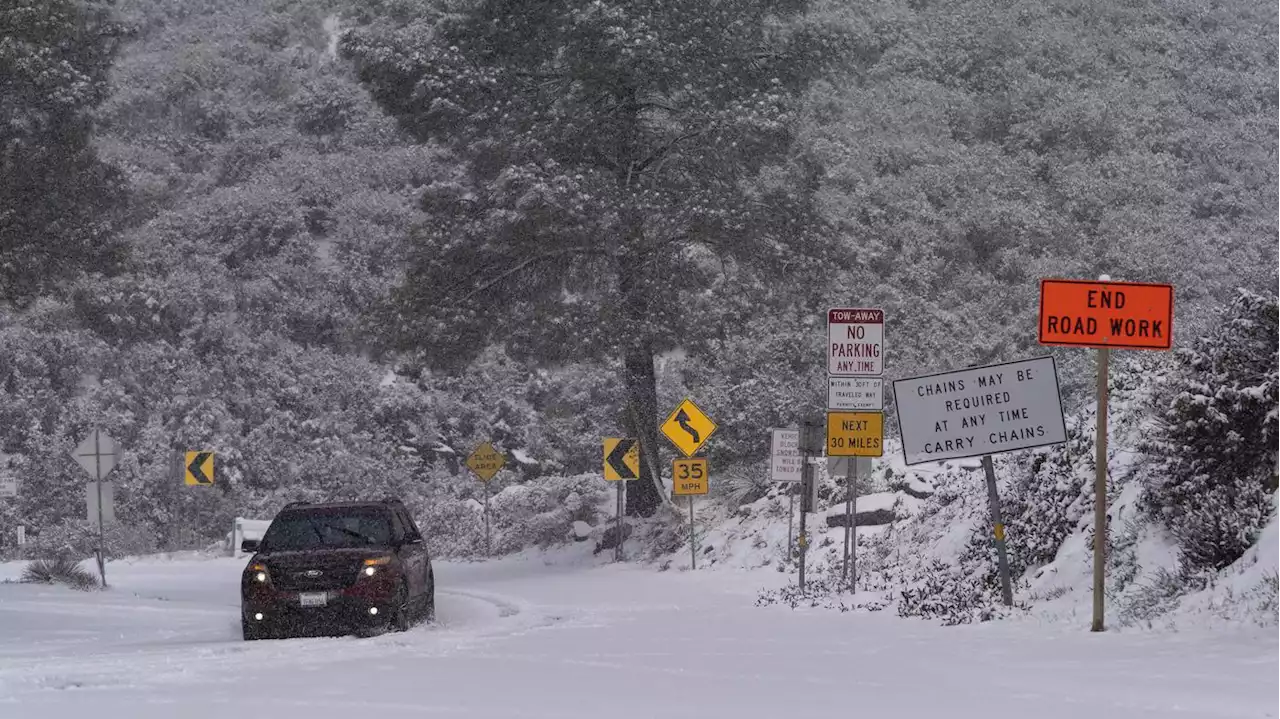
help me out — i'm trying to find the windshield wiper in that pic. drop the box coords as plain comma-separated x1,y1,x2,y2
329,525,375,545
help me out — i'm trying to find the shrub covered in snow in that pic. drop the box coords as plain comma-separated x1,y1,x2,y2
23,518,159,561
488,474,607,555
21,557,99,591
1141,290,1278,571
1001,430,1093,576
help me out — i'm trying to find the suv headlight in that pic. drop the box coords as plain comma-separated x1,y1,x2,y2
360,556,392,577
248,563,269,583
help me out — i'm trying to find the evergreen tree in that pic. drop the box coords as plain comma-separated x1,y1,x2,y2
343,0,842,515
1,0,128,304
1142,290,1278,570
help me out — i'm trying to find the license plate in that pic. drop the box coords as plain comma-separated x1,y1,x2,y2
299,592,327,608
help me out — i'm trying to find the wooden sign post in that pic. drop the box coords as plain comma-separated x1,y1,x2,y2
1038,276,1174,632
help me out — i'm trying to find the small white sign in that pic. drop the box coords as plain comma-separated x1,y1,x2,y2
827,456,874,476
0,478,16,498
892,356,1068,465
86,482,116,525
15,525,25,546
828,376,883,411
769,429,803,483
827,308,885,377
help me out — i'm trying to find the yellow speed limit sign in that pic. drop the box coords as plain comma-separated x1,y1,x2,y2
672,457,708,496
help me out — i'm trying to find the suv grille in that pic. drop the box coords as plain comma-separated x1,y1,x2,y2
269,561,360,591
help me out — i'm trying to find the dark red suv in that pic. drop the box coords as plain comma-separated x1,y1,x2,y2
239,498,434,640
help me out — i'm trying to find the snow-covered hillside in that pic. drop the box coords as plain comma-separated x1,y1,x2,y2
653,345,1278,632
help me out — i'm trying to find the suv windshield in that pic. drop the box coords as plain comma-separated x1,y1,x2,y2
260,508,393,551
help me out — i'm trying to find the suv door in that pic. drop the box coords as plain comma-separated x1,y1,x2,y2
392,506,428,597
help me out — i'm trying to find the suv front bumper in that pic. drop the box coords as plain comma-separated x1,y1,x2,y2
242,574,400,636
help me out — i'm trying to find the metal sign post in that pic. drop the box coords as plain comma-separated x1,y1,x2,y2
603,438,640,562
1037,275,1174,632
980,455,1014,606
71,429,119,588
855,458,873,590
834,456,871,591
798,463,809,591
787,493,795,561
797,421,823,592
466,442,507,558
672,457,708,570
1092,347,1110,630
688,495,697,570
843,463,853,587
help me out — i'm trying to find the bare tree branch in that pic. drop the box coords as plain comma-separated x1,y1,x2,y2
633,124,714,177
455,245,604,303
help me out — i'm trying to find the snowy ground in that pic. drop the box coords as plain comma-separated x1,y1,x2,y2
0,552,1275,718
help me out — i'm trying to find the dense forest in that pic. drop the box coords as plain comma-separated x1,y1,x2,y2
0,0,1275,559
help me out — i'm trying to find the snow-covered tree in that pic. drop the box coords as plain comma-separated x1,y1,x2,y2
1,0,129,304
342,0,844,516
1142,290,1278,570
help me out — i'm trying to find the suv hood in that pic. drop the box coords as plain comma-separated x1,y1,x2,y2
258,547,390,567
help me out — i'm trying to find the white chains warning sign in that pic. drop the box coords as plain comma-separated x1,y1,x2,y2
892,356,1068,465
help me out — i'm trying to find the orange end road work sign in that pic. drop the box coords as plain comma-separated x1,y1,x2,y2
1039,279,1173,350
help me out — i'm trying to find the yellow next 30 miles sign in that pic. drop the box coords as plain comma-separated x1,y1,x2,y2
825,411,884,457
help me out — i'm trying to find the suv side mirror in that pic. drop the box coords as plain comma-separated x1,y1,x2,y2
402,533,423,546
240,538,260,553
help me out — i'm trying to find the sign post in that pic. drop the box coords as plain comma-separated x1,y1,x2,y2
827,307,885,589
1039,277,1173,631
981,455,1014,606
603,438,640,562
769,428,802,557
797,421,825,591
673,457,708,569
1092,346,1109,630
893,356,1070,606
466,442,507,557
71,429,119,588
829,456,873,590
662,400,717,568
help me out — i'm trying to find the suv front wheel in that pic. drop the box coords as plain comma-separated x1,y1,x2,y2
389,580,412,633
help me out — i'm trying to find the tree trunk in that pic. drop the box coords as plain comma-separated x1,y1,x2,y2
623,344,664,517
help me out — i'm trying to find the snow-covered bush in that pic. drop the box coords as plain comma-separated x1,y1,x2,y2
1141,290,1278,571
714,463,773,508
898,521,1031,625
21,557,99,591
1117,567,1208,628
418,496,485,559
24,518,159,561
1002,432,1093,575
488,474,607,554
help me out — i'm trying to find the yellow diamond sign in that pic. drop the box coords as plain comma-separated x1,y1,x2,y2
465,442,506,482
660,398,717,457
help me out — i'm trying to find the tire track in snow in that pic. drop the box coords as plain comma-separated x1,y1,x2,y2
0,584,560,696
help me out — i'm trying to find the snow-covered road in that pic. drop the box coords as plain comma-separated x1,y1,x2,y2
0,553,1275,718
